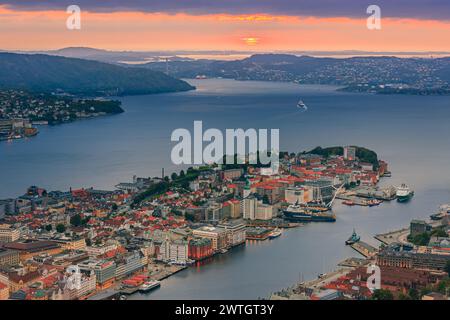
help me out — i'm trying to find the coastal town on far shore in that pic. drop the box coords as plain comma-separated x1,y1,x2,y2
0,89,123,141
0,146,449,301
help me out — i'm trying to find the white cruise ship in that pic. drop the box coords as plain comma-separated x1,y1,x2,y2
396,184,414,202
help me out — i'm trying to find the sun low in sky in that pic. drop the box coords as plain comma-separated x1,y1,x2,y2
243,37,259,46
0,1,449,52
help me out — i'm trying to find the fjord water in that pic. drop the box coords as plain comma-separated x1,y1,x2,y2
1,79,450,299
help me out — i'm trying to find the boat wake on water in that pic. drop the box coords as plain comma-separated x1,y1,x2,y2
297,99,308,112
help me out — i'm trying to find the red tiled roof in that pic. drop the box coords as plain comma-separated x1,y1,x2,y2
7,270,41,284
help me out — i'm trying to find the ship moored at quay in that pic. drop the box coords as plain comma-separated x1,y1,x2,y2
283,204,336,222
396,184,415,202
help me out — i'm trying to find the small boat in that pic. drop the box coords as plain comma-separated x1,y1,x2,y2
297,99,308,111
367,199,382,207
438,204,450,214
268,228,282,239
430,206,448,220
430,213,443,220
220,248,228,254
139,281,161,293
435,205,450,220
186,259,196,265
318,273,326,279
345,229,360,245
343,200,355,206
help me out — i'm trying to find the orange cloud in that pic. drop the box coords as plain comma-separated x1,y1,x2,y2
216,14,297,22
0,5,449,52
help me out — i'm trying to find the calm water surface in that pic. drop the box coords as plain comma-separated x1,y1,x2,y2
1,79,449,299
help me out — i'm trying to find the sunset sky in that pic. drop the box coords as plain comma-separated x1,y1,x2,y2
1,0,449,52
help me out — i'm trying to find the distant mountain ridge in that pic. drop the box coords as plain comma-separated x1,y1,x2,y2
16,47,450,64
0,52,194,96
141,53,450,95
19,47,200,64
